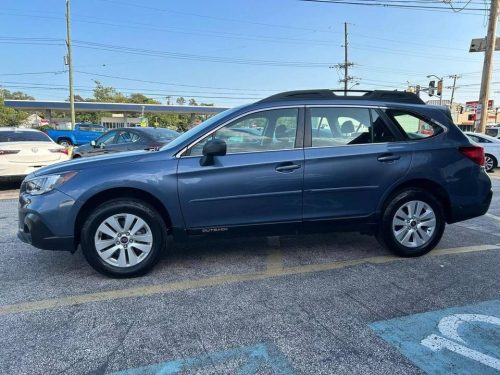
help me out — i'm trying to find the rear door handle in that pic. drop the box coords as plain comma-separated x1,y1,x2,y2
377,153,400,162
275,163,301,172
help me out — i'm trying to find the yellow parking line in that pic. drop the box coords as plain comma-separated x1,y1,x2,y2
266,236,283,272
0,244,498,316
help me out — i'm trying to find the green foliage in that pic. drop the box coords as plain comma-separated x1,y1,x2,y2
0,83,215,130
0,89,34,126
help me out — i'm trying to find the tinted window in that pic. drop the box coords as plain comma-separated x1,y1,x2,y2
386,110,442,139
97,131,117,145
116,131,140,144
468,134,491,143
141,128,180,141
189,108,298,156
309,108,396,147
79,125,90,132
0,131,51,142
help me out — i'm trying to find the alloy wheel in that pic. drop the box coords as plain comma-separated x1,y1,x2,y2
392,200,436,248
94,213,153,267
485,155,494,172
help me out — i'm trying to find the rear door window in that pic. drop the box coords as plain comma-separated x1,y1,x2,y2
385,110,442,139
309,107,397,147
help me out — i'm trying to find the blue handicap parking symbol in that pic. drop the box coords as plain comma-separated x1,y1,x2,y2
370,299,500,375
109,342,295,375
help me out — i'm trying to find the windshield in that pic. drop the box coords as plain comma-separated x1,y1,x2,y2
161,106,244,151
485,128,499,137
0,130,52,142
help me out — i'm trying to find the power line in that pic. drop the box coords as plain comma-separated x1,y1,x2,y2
300,0,488,12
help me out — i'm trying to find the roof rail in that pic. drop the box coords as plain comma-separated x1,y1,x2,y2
259,89,425,105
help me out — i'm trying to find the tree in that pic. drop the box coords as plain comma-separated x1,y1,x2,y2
176,97,186,106
188,98,198,106
91,81,127,103
0,89,34,126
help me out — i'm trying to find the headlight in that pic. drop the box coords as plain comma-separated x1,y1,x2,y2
25,172,77,196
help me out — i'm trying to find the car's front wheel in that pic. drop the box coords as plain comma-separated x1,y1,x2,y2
377,189,445,257
81,199,166,277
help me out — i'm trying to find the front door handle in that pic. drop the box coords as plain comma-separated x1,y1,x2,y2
377,153,400,163
275,163,301,172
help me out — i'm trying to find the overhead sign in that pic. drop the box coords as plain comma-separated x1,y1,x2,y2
465,100,494,110
469,37,500,52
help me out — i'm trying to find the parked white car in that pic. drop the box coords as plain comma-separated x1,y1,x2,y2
465,132,500,172
0,128,69,179
485,126,500,139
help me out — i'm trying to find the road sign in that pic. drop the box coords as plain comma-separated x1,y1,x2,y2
465,100,494,110
469,37,500,52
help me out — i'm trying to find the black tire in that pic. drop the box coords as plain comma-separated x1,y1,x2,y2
57,138,73,147
485,154,497,173
376,188,445,257
72,154,81,159
80,199,166,278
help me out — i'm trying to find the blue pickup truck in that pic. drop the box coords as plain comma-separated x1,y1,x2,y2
47,123,106,146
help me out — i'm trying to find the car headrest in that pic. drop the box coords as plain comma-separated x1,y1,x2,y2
341,121,355,134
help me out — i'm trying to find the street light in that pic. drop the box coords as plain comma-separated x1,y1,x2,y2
427,74,444,105
349,82,360,90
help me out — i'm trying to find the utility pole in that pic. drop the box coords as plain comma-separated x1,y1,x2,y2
330,22,355,95
344,22,348,94
65,0,75,130
477,0,500,133
448,74,460,106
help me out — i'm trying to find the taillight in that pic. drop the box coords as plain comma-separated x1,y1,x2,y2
50,148,68,155
0,149,20,155
459,146,485,166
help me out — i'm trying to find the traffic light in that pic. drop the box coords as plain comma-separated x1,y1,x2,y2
428,81,436,96
437,80,443,96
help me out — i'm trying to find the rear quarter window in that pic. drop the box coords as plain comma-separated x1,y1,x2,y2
385,110,443,140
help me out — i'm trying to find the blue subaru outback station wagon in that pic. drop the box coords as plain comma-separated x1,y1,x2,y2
18,90,492,277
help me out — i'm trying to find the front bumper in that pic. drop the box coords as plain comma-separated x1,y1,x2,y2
18,189,78,251
18,213,74,251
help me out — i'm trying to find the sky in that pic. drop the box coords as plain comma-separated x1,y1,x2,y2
0,0,498,108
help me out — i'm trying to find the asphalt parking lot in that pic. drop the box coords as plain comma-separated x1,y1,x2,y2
0,177,499,375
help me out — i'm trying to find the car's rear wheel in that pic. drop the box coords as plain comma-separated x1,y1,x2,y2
377,189,445,257
485,154,497,172
81,199,166,277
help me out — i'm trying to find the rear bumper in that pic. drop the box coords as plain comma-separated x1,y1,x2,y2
448,189,493,224
0,158,69,177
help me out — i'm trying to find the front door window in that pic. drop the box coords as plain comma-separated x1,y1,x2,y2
189,108,299,156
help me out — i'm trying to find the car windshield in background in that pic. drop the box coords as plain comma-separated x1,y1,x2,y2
0,131,51,142
485,128,499,137
141,128,180,141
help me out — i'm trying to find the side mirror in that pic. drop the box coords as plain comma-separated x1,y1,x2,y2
90,140,97,147
200,139,226,166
